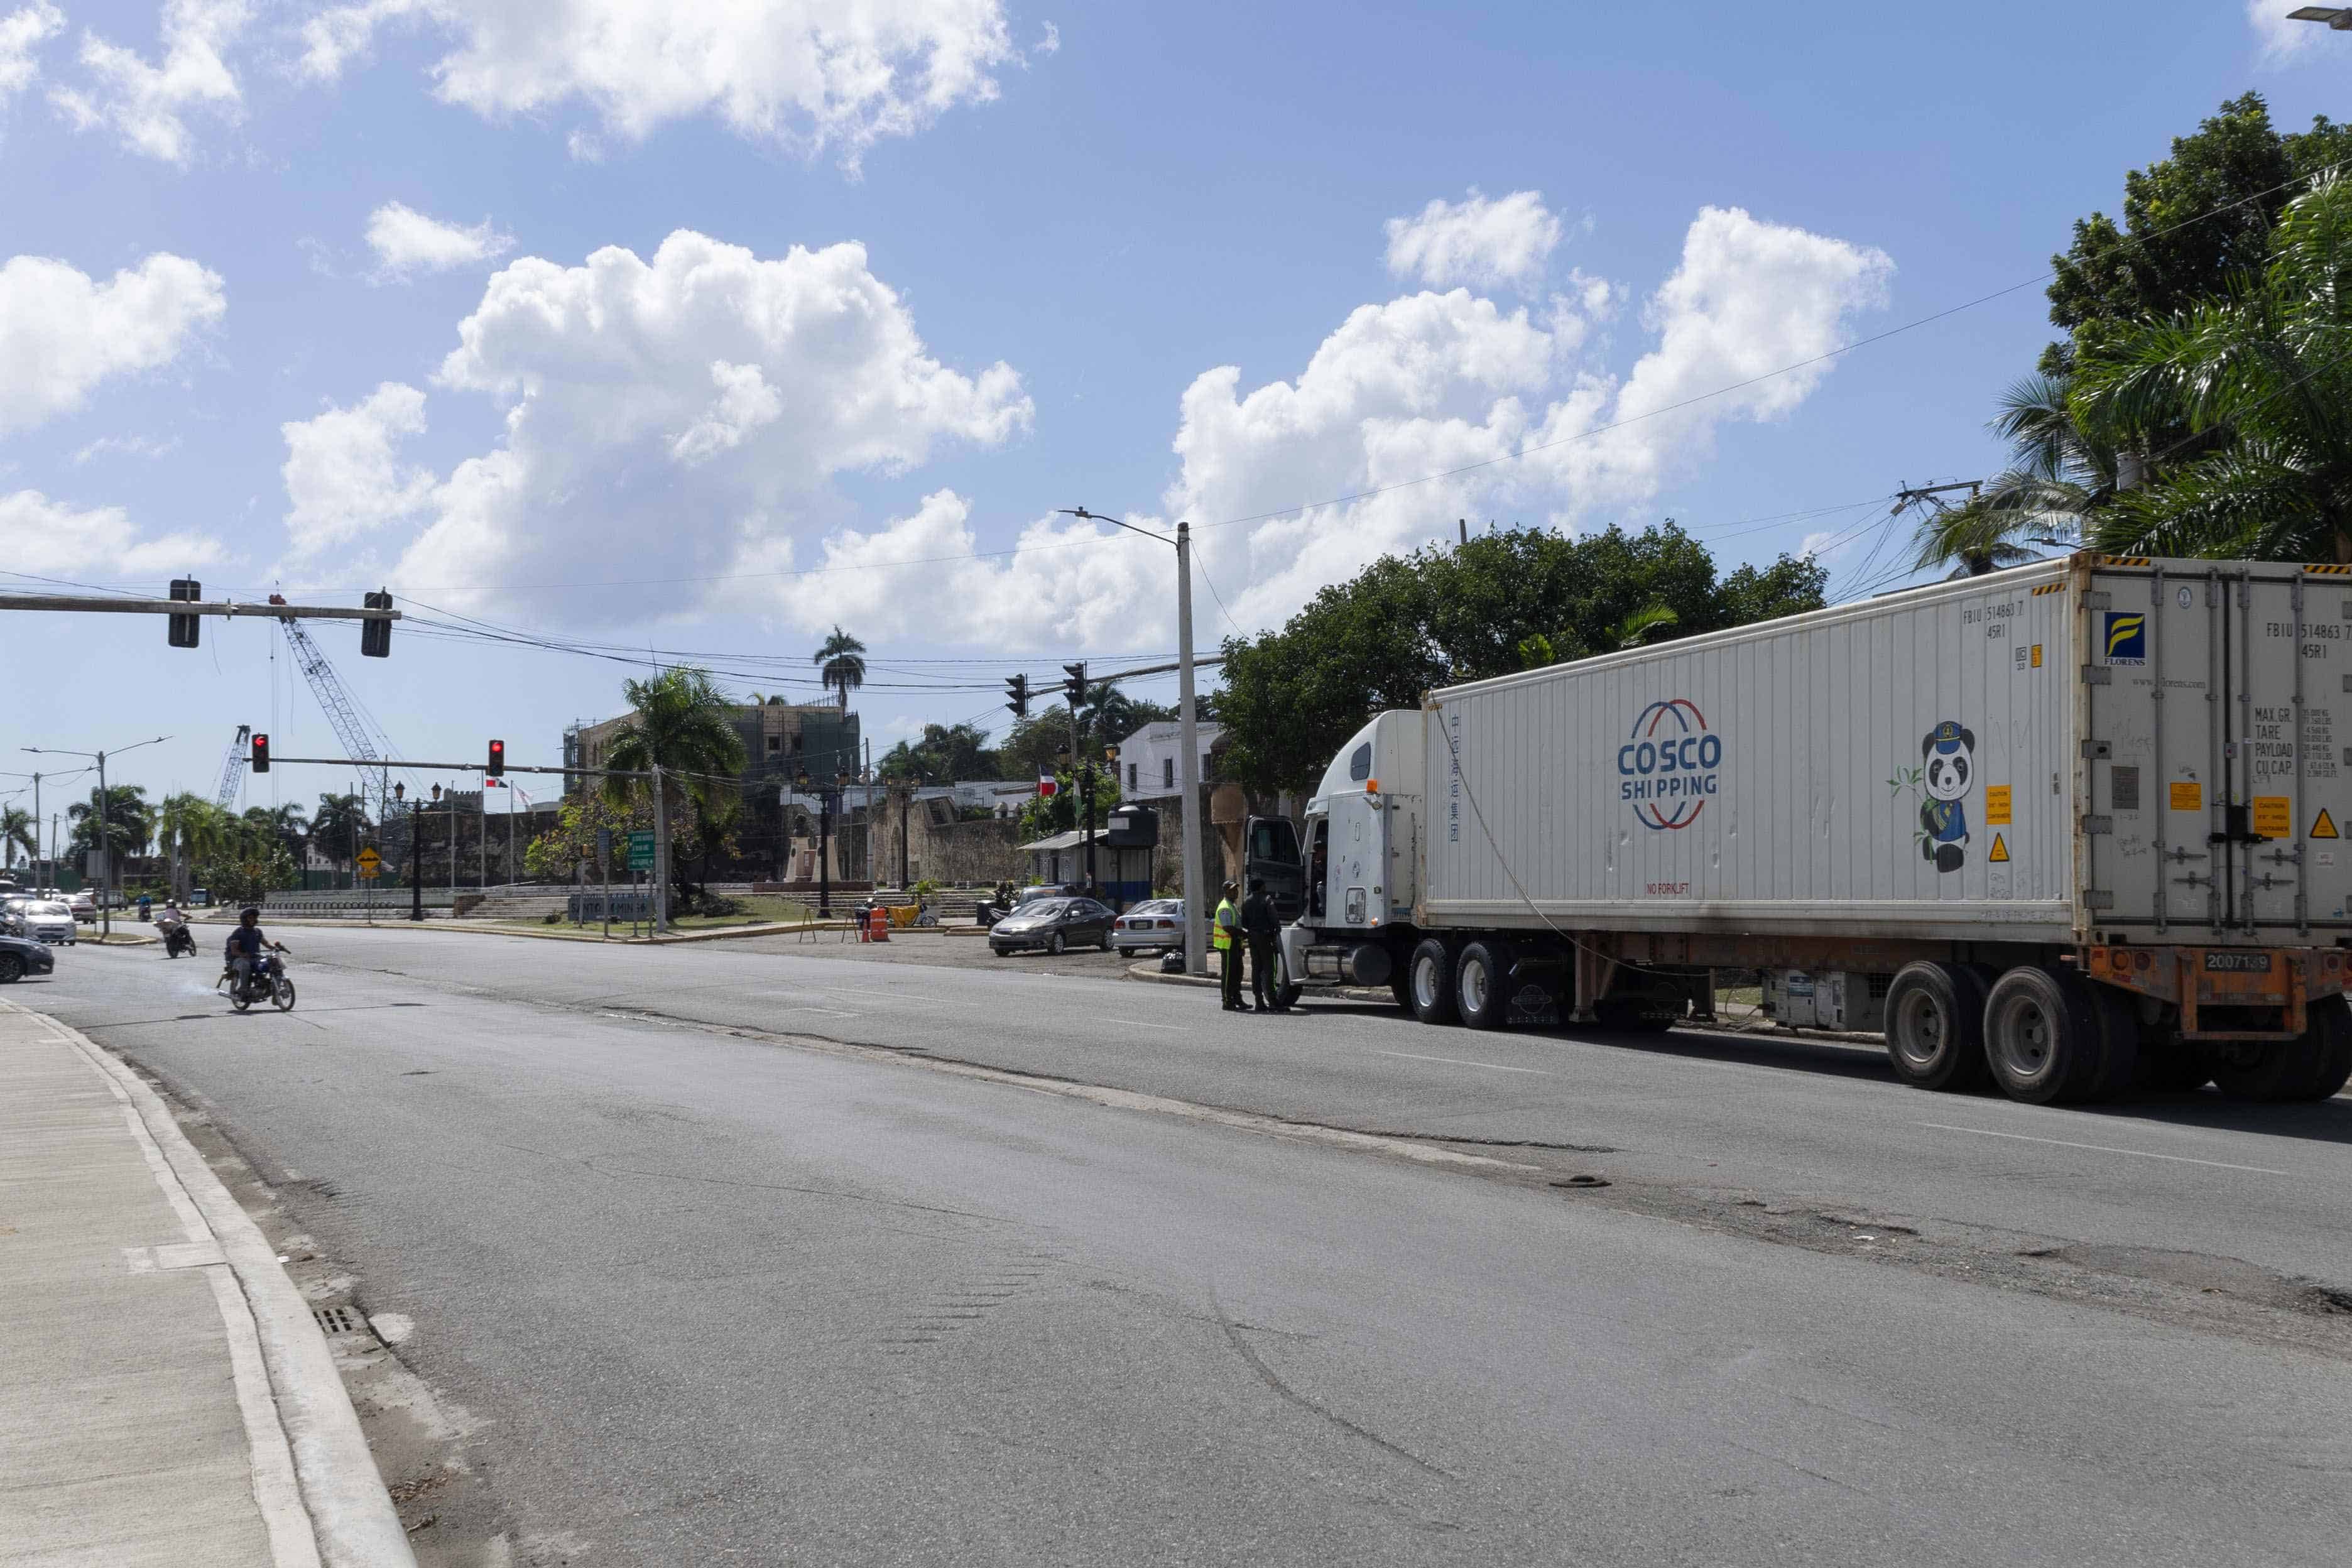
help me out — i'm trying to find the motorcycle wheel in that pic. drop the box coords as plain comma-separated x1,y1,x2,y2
229,982,251,1013
273,976,297,1012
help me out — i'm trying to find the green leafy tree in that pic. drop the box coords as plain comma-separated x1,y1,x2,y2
2074,173,2352,562
1017,766,1123,842
2041,93,2352,378
877,722,1003,781
596,667,750,897
67,785,153,861
310,793,372,878
1218,523,1826,793
813,626,867,713
193,844,299,907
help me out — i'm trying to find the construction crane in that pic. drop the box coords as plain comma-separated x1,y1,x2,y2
213,724,251,810
275,609,396,832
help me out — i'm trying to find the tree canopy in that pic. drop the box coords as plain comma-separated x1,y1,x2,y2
878,722,1001,781
1217,523,1826,793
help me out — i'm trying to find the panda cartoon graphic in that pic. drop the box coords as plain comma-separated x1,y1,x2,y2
1919,719,1975,873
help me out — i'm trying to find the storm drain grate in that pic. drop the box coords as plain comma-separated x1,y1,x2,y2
313,1305,362,1336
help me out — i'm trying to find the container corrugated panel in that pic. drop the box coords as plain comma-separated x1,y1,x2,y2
1422,558,2081,943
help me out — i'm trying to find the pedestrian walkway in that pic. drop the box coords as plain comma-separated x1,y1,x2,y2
0,1002,414,1568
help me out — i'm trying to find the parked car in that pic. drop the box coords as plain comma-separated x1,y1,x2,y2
989,896,1116,956
1113,898,1184,956
3,898,78,945
66,890,96,922
0,930,56,983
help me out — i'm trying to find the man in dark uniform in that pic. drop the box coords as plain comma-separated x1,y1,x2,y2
1241,876,1285,1013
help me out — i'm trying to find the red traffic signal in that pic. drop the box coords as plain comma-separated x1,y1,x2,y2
250,734,270,773
486,739,506,779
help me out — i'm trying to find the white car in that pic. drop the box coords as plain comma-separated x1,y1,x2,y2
1112,898,1185,955
4,898,79,945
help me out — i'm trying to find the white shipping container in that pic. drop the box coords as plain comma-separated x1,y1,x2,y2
1419,555,2352,946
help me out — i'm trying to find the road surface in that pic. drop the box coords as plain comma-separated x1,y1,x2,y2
22,927,2352,1565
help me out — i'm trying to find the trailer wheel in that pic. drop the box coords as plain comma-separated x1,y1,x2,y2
1983,966,2101,1104
1883,961,1989,1092
1408,938,1457,1025
2081,983,2142,1103
2136,1025,2213,1094
1456,942,1511,1031
2294,998,2352,1101
1390,971,1414,1012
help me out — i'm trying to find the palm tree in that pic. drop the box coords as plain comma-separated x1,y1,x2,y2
1,807,33,870
2073,173,2352,562
812,626,867,713
156,792,223,900
1910,374,2111,577
599,667,749,902
67,785,153,860
312,793,371,881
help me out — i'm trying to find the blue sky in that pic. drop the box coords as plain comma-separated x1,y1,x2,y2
1,1,2345,821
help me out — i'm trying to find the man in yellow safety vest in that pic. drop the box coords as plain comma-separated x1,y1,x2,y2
1214,881,1244,1011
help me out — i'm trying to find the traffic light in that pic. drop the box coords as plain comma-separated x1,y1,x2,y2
250,733,270,773
168,579,200,648
1062,662,1087,706
360,589,393,658
1004,673,1029,719
486,738,506,780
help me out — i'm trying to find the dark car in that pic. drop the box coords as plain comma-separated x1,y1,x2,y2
989,896,1116,956
0,930,57,983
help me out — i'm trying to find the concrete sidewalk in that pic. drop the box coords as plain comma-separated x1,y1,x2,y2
0,1001,414,1567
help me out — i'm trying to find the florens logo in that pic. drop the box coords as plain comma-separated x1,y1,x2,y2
1618,699,1721,829
2104,611,2147,665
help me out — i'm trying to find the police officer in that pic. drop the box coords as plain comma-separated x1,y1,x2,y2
1240,876,1285,1013
1214,880,1244,1011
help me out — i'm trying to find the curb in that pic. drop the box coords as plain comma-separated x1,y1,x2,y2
1124,961,1393,1004
11,1003,418,1567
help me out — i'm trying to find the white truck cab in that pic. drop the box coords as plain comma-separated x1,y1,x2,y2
1274,710,1426,996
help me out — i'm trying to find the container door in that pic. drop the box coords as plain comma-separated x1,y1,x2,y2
2088,562,2223,932
2236,568,2352,933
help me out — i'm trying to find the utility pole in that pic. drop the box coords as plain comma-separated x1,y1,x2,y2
478,783,487,891
651,760,671,934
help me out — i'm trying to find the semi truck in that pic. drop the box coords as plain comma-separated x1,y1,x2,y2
1264,552,2352,1104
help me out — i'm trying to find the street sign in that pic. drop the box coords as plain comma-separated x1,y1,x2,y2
596,826,614,861
627,829,655,871
356,846,382,881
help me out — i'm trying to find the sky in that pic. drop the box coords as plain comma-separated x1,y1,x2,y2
1,0,2346,825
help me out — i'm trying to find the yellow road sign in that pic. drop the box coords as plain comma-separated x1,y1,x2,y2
355,847,383,875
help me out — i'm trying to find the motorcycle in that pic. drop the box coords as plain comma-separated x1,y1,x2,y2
161,924,196,959
220,949,297,1012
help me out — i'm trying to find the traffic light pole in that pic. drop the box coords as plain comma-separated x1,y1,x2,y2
410,805,425,923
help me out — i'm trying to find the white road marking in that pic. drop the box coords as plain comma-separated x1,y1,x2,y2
1915,1123,2287,1175
1106,1018,1184,1032
1375,1050,1552,1075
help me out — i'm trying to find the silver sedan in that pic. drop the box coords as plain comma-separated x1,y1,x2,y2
1111,898,1185,955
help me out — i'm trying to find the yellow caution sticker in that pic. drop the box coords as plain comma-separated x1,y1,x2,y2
1985,785,2012,825
2314,807,2340,840
2170,781,2202,812
2030,643,2042,668
1989,833,2010,863
2253,796,2291,837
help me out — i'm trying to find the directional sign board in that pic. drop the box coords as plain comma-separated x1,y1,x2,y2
627,830,656,872
356,846,383,880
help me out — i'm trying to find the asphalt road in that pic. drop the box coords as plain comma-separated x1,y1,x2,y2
21,930,2352,1566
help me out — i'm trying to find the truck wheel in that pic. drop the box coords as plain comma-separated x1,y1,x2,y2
2294,999,2352,1100
1455,942,1511,1031
1390,971,1414,1011
2081,983,2142,1103
1983,966,2100,1104
2208,1038,2308,1101
1883,961,1989,1092
1408,938,1457,1025
1275,946,1303,1011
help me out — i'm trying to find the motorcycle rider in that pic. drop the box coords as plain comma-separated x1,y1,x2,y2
224,907,288,996
155,898,189,956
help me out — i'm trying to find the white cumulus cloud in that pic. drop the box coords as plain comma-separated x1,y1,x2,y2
286,230,1030,619
1385,188,1565,292
0,2,63,106
0,251,227,435
2248,0,2327,62
0,488,224,575
298,0,1021,166
364,201,514,280
281,381,434,556
50,0,248,163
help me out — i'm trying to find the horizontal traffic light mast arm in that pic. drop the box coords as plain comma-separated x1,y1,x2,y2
266,755,650,778
0,594,401,621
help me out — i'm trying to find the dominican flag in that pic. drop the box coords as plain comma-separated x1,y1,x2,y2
1037,773,1058,798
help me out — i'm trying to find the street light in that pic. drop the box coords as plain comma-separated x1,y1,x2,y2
2287,6,2352,29
23,736,169,939
1059,508,1209,974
